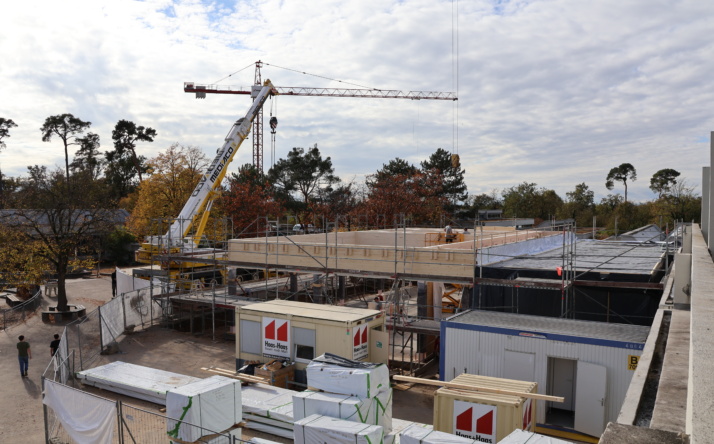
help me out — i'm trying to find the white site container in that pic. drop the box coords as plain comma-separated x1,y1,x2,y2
497,429,571,443
400,423,478,444
166,375,242,442
294,413,384,444
292,389,393,431
441,310,649,437
306,357,390,398
235,300,388,378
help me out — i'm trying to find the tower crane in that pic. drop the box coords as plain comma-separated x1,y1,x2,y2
135,63,456,274
184,60,458,172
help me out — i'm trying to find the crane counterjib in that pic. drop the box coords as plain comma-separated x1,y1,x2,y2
154,81,276,249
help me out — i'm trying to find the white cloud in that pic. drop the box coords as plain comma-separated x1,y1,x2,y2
0,0,712,205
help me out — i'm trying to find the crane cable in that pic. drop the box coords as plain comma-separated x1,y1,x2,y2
264,62,380,91
212,62,256,84
452,0,460,158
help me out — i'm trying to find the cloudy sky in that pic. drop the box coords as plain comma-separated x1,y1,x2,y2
1,0,712,203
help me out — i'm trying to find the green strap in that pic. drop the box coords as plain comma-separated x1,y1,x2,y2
167,396,193,438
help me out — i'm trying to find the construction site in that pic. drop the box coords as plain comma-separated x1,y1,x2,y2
18,60,708,444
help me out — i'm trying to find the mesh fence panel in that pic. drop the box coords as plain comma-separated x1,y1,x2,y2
1,289,43,330
100,297,125,349
122,404,244,444
65,308,103,371
122,288,153,330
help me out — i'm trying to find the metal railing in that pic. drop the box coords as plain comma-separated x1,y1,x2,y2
1,288,43,330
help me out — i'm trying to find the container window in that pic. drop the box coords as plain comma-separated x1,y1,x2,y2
295,344,315,361
240,320,261,355
293,327,316,363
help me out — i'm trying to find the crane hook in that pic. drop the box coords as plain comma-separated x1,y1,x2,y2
269,116,278,134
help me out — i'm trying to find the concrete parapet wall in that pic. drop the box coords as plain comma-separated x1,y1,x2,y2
687,225,714,442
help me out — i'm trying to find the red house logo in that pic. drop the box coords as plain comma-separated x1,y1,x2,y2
265,319,288,342
522,399,532,430
262,317,290,358
352,325,369,360
453,400,497,442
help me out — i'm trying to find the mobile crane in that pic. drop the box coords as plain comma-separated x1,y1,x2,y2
135,80,278,270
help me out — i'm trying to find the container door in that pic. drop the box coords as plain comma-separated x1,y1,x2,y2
574,361,607,437
369,327,389,364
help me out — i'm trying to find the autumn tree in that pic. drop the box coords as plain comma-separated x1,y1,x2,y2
40,114,91,183
268,144,339,220
111,119,157,182
126,144,207,241
650,168,680,198
3,166,116,311
224,164,283,237
0,223,48,293
358,159,447,227
606,163,637,203
421,148,468,211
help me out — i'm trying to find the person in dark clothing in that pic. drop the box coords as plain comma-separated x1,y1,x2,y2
17,335,31,377
111,270,117,297
50,334,61,357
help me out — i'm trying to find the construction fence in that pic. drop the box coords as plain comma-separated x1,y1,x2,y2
42,378,247,444
1,288,43,330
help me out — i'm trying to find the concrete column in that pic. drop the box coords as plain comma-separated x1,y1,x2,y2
417,282,427,319
289,273,298,293
703,167,710,244
227,268,237,296
709,131,714,255
337,276,346,302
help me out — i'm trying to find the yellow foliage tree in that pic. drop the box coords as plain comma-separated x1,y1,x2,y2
126,143,208,241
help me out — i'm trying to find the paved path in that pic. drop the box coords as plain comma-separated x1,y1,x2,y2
0,276,112,443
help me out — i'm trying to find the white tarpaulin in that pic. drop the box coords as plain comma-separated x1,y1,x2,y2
292,389,393,432
241,384,296,423
306,358,390,398
166,375,242,442
43,380,117,444
294,414,384,444
76,361,201,404
400,423,478,444
497,429,571,443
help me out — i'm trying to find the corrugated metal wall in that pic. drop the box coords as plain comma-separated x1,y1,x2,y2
443,326,641,427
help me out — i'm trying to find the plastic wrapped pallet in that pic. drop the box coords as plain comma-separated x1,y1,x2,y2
497,429,571,443
241,384,296,423
76,361,202,405
292,388,393,432
166,375,242,442
400,423,478,444
294,414,384,444
306,354,390,398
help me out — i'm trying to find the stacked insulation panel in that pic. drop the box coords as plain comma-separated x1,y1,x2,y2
241,383,297,439
165,375,242,443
